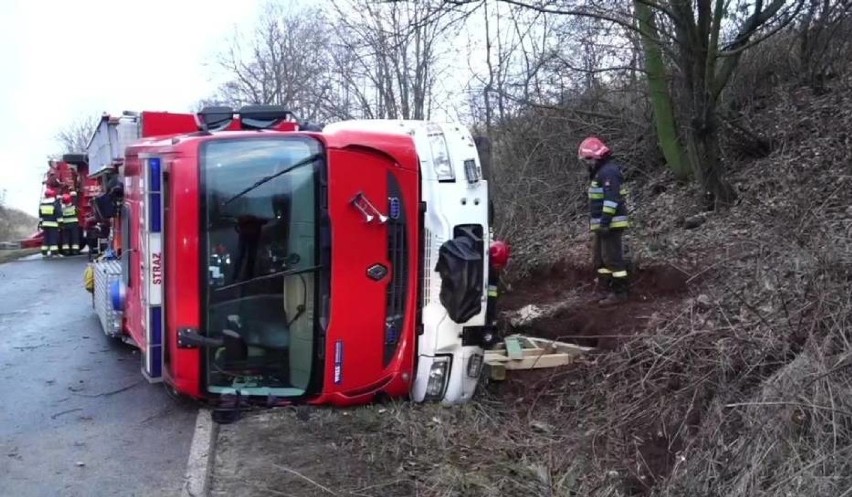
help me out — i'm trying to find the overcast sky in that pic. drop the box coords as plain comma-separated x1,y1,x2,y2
0,0,263,215
0,0,509,218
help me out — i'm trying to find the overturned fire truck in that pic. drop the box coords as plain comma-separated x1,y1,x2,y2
89,105,510,408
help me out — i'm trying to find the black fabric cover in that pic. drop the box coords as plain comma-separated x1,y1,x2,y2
93,193,116,219
434,236,483,323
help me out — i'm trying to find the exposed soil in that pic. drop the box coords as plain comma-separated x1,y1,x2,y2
502,261,695,350
486,261,700,494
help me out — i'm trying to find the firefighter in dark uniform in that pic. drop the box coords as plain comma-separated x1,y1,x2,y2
38,188,61,257
579,136,630,306
60,192,81,255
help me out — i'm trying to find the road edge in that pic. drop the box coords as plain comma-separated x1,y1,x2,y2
181,408,218,497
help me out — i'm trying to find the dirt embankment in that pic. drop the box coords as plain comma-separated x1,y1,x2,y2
501,261,695,349
0,205,37,243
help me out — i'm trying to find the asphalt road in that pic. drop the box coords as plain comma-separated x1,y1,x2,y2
0,254,198,497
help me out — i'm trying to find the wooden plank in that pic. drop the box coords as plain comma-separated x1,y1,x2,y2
484,362,506,381
482,334,593,379
505,336,524,360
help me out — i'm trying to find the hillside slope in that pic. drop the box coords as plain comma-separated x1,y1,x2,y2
292,72,852,497
0,205,38,243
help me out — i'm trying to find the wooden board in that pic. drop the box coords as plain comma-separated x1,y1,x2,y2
483,334,593,380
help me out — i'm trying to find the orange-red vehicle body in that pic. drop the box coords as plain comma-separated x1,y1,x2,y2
107,111,421,407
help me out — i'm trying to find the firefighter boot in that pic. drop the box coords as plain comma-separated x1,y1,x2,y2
598,277,628,306
594,273,612,300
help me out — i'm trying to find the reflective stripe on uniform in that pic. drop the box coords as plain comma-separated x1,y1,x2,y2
588,186,604,199
610,216,629,228
603,200,618,214
488,285,498,297
41,221,59,228
39,204,55,216
612,270,628,278
590,218,630,231
597,268,612,274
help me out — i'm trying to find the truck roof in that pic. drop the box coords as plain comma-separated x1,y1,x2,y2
125,123,421,173
89,106,433,174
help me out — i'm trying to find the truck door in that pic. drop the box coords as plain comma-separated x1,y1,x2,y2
324,146,419,395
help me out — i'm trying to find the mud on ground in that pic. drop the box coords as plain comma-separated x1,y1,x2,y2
501,260,695,349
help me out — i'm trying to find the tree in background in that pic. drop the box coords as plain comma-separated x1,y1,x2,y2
210,2,339,121
437,0,807,208
327,0,465,120
206,0,466,122
205,0,848,215
54,115,98,155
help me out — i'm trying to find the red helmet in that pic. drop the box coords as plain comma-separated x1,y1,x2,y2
489,240,511,270
44,188,56,198
578,136,611,161
62,194,72,203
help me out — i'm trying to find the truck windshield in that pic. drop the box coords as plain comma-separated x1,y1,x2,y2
200,136,324,398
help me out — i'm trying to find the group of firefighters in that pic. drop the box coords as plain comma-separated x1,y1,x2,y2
37,188,81,257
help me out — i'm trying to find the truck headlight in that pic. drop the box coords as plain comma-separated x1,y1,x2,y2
424,356,450,401
427,124,455,182
467,353,483,378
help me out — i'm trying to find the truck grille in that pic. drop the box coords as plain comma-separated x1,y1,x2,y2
384,174,408,367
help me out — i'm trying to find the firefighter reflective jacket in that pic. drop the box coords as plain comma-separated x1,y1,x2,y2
61,203,78,224
588,159,629,231
39,198,60,228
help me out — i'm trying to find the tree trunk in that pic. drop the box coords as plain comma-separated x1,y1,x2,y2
633,0,690,181
685,109,737,209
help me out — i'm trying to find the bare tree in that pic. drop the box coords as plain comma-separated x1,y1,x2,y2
435,0,807,208
55,115,98,154
211,1,339,121
329,0,465,120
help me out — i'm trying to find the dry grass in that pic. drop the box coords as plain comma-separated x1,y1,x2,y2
0,205,38,243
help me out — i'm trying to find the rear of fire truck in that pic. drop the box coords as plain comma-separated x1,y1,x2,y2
89,106,506,407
